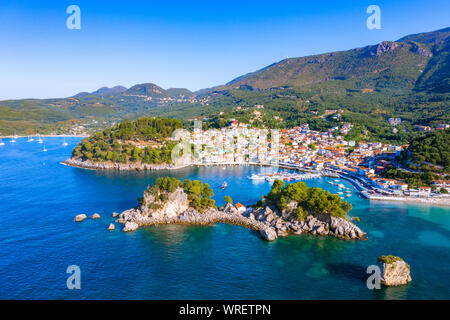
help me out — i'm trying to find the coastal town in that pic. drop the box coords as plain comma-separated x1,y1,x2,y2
184,119,450,204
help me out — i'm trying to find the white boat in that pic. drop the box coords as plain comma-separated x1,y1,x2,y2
249,174,265,180
27,136,34,142
13,131,18,139
43,145,48,152
0,139,4,146
10,138,16,143
37,134,43,144
62,137,68,146
221,182,228,189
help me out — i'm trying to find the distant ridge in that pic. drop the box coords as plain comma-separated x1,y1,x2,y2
220,27,449,93
92,86,128,96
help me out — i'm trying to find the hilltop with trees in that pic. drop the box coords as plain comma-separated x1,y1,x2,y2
1,28,449,146
401,129,450,173
258,179,352,221
71,117,182,164
143,177,215,213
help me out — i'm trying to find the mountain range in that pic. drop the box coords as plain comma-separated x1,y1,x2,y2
0,27,448,140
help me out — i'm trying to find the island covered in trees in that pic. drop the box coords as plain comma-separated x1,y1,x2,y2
115,176,365,241
257,179,353,221
66,117,182,169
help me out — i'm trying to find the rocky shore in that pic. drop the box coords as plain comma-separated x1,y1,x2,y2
62,157,188,171
116,187,366,241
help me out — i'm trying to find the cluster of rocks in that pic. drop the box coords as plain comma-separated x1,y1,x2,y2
409,42,433,57
74,213,101,221
368,41,399,56
246,205,366,240
62,158,187,171
74,212,117,231
115,188,366,242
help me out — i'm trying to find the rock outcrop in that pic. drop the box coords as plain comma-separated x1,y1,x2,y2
108,223,115,231
369,41,399,56
62,158,187,171
377,255,412,286
91,213,101,219
123,221,139,232
260,227,277,241
250,205,366,240
116,188,366,241
75,214,87,222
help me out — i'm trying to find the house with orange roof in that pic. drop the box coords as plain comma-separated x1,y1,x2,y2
235,203,246,213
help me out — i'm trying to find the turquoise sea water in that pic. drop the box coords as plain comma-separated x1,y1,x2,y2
0,137,449,300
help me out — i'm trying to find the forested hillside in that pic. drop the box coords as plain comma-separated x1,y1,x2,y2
71,117,182,164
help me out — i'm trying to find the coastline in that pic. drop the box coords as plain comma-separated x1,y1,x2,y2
116,193,367,241
62,157,450,207
366,195,450,207
62,157,191,171
1,134,88,138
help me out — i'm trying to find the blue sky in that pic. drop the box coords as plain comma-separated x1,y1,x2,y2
0,0,448,100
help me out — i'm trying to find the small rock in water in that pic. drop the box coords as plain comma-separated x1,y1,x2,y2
108,223,115,231
74,214,87,222
112,212,119,218
91,213,101,219
377,255,412,286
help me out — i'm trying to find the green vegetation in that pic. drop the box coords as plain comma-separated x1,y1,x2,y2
144,177,216,213
262,179,352,221
224,196,233,204
377,255,410,269
402,129,450,173
182,179,216,212
1,28,448,146
71,117,182,164
381,168,441,188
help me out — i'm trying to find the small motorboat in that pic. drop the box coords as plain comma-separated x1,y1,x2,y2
221,182,228,189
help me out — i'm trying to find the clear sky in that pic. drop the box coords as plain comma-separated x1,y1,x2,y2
0,0,449,100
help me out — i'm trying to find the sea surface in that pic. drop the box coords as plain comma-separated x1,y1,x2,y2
0,137,449,300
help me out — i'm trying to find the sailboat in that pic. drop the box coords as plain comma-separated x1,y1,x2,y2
43,145,48,152
27,135,34,142
0,138,5,146
10,131,17,143
62,137,68,146
37,134,43,144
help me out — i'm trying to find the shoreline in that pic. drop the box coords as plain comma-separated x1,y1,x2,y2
1,134,88,138
117,200,367,241
62,158,450,207
366,195,450,207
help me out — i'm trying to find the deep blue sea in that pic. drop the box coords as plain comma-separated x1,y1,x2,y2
0,137,449,299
